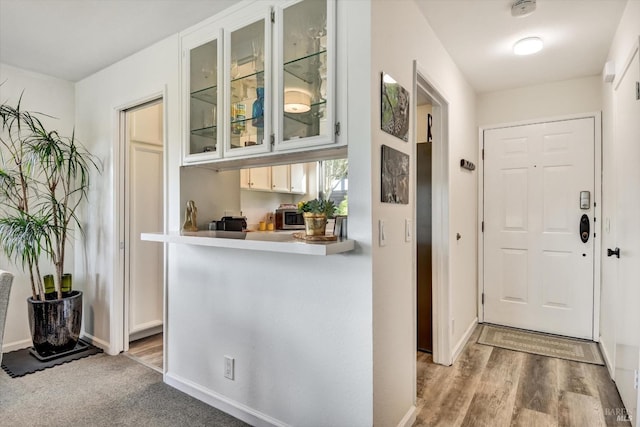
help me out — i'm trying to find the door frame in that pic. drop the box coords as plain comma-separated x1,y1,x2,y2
477,112,602,341
112,88,168,358
412,61,451,368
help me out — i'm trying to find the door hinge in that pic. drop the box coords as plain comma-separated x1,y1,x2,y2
481,293,485,305
634,370,639,389
270,134,275,146
271,9,275,23
481,221,484,232
335,122,341,136
636,82,640,100
482,149,484,160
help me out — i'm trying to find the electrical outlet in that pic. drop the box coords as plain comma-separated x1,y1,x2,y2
634,370,638,390
224,356,234,380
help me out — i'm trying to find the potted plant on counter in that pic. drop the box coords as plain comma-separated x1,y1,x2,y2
0,97,100,357
297,198,336,236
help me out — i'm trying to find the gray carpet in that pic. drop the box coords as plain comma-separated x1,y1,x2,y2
0,352,249,427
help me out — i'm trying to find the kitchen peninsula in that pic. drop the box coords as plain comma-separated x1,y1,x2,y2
141,230,354,256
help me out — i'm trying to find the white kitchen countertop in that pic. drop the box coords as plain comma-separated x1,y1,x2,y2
140,230,355,256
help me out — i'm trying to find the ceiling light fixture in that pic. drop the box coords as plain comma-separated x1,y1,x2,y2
513,37,543,55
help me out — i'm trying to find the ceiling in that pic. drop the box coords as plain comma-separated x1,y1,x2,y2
415,0,628,93
0,0,629,92
0,0,236,82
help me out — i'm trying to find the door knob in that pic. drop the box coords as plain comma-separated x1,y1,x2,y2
607,247,620,258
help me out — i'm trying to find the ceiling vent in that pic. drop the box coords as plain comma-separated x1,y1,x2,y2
511,0,536,17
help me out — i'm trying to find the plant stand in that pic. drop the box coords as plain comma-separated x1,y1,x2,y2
28,339,91,362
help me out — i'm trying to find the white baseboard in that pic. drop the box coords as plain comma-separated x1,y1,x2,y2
129,324,163,342
599,340,615,379
451,317,478,363
397,405,417,427
165,372,288,427
80,333,114,355
3,338,32,353
3,332,114,355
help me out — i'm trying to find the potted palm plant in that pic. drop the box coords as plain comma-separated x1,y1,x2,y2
0,96,100,357
297,198,336,236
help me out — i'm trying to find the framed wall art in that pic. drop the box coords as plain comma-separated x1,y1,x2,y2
381,72,410,142
381,144,409,204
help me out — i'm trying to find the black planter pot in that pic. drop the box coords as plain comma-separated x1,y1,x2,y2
27,290,82,357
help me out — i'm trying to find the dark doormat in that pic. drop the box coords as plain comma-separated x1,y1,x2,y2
1,339,103,378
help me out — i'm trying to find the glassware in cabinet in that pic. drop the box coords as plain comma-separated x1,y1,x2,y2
187,38,222,160
276,0,335,150
224,13,272,158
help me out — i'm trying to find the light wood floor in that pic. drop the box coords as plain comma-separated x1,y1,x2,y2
415,326,631,427
127,333,163,372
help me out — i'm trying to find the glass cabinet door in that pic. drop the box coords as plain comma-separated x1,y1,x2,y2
187,36,222,160
276,0,335,150
224,12,271,157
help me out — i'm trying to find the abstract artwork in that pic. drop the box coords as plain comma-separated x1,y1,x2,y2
381,144,409,204
381,72,410,142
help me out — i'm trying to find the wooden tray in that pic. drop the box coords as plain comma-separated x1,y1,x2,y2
292,232,338,242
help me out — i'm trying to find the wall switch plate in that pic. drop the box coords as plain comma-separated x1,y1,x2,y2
405,219,412,242
224,356,234,380
379,220,386,247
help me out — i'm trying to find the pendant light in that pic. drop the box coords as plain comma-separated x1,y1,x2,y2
284,90,311,113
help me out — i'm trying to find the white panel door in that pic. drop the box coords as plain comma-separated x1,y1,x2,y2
612,41,640,426
128,141,164,335
484,118,595,339
127,102,164,337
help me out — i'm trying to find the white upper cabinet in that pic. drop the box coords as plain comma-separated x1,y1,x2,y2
271,164,290,192
181,0,338,165
182,27,223,163
223,6,272,158
274,0,336,151
289,163,307,193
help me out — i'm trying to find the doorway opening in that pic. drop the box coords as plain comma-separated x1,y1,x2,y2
416,98,433,353
413,61,451,374
119,98,165,372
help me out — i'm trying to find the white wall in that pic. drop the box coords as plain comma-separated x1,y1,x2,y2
0,63,76,351
371,1,478,425
74,34,181,351
477,75,603,126
599,0,640,372
74,1,374,425
164,1,373,425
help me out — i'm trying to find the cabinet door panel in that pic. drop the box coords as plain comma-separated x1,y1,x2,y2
250,166,271,191
224,9,272,158
184,32,222,162
275,0,336,151
271,165,290,192
290,163,307,193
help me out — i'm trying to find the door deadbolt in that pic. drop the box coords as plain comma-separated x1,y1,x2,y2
580,214,590,243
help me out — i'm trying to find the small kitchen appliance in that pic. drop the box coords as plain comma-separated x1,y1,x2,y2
275,205,305,230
